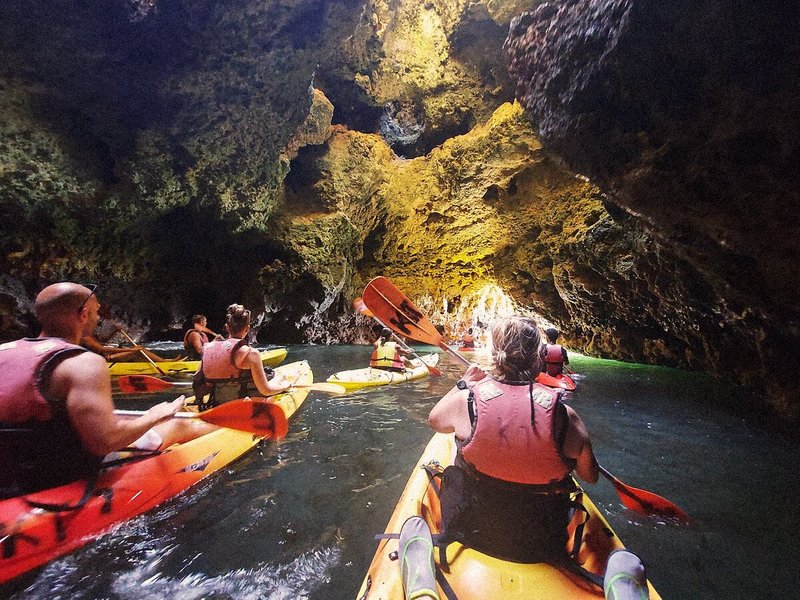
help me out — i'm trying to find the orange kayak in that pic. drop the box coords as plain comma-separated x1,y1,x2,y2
535,371,577,390
0,360,311,584
356,432,661,599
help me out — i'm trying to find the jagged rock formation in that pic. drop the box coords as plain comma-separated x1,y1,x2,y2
0,0,796,421
505,0,800,419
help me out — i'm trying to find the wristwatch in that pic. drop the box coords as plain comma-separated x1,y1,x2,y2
456,379,468,390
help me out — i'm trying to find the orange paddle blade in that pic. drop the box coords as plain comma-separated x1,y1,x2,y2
118,375,191,394
362,277,445,347
357,291,443,377
203,399,289,439
421,360,443,377
599,466,689,522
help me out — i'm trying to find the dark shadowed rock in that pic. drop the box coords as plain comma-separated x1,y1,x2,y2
507,0,800,418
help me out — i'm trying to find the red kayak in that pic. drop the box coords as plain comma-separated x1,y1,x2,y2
0,360,312,584
535,371,577,391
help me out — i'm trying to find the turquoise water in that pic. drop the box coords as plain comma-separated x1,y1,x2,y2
4,345,799,599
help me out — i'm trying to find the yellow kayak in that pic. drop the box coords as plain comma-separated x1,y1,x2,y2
108,347,288,376
327,354,439,392
356,432,661,599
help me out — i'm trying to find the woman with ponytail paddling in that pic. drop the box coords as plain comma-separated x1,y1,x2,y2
192,304,290,408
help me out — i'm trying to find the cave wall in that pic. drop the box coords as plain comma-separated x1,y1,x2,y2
0,0,797,420
505,0,800,418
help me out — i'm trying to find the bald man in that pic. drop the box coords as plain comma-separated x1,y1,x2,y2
0,282,215,499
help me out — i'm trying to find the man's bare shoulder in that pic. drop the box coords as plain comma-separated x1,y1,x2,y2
58,350,109,378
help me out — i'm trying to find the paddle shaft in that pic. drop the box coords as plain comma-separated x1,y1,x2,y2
115,409,200,419
119,330,168,376
362,281,470,368
118,374,344,394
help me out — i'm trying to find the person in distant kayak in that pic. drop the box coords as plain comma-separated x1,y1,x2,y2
0,282,216,499
370,327,413,372
183,314,222,360
540,327,569,377
427,316,598,564
460,327,476,349
80,303,178,362
192,303,291,408
80,332,174,363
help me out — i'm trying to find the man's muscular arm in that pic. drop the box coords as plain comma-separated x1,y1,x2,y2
51,352,182,456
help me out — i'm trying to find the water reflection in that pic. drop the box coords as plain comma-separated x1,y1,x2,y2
5,345,799,599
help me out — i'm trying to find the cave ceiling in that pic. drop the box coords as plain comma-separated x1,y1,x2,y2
0,0,797,421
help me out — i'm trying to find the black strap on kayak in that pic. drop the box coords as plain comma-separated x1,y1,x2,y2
423,461,444,497
557,490,603,590
24,474,98,513
435,567,459,600
24,449,162,513
567,492,591,560
556,556,604,589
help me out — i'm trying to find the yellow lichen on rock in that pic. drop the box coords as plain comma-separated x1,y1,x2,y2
280,100,609,325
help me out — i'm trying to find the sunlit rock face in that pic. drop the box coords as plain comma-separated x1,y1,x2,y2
287,102,748,382
506,0,800,418
0,0,796,421
327,0,520,156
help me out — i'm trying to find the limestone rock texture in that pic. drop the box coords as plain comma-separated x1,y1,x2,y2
0,0,797,422
505,0,800,420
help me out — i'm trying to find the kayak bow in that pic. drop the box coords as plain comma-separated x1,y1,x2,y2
0,359,311,584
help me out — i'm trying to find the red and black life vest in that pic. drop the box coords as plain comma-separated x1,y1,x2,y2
436,377,578,563
459,378,573,485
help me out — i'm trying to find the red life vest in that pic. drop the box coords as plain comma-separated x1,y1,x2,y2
370,341,404,370
197,338,257,405
459,378,572,485
0,338,101,498
544,343,564,376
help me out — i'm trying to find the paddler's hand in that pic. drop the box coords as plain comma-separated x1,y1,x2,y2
462,364,487,384
147,395,186,422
